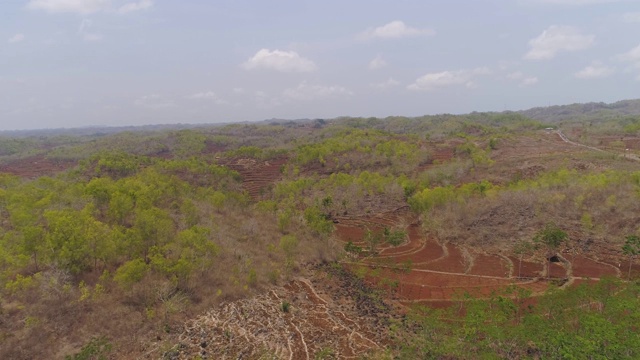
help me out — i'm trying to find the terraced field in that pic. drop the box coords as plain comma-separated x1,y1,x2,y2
334,209,624,307
220,157,287,200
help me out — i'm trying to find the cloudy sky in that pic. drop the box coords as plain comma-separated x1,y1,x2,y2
1,0,640,130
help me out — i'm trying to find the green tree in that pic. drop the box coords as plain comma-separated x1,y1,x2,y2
132,207,175,263
303,206,333,237
280,234,298,271
176,226,218,273
174,129,207,157
384,227,406,247
45,209,92,273
20,225,44,271
114,258,149,287
85,177,114,210
107,190,134,225
84,217,115,272
534,222,568,279
622,235,640,280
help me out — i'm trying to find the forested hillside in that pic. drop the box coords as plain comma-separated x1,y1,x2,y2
519,98,640,124
1,105,640,359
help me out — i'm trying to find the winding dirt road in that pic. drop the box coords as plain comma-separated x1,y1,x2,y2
556,130,640,161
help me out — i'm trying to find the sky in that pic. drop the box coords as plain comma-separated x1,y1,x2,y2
1,0,640,131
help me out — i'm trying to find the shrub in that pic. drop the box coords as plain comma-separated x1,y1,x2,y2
65,336,112,360
281,301,291,313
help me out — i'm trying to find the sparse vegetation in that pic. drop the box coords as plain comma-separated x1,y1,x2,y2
622,235,640,279
281,300,290,313
393,279,640,359
65,336,112,360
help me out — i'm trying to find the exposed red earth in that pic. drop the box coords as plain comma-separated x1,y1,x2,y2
0,155,76,178
416,140,457,172
334,209,625,306
219,156,288,200
507,256,544,278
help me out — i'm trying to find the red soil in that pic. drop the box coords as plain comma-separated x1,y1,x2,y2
378,238,443,264
508,256,544,278
220,156,287,200
0,155,76,178
334,207,624,307
413,243,467,273
334,225,368,246
571,255,619,278
416,142,457,172
467,253,510,277
548,261,568,279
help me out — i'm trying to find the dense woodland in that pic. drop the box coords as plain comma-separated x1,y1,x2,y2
1,101,640,359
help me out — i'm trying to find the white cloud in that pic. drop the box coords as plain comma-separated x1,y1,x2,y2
27,0,111,14
187,91,216,100
242,49,317,73
78,18,102,42
507,72,524,80
408,67,491,91
134,94,175,109
507,71,539,86
529,0,625,4
82,33,102,41
186,91,228,105
618,44,640,79
574,62,614,79
370,77,400,90
118,0,152,14
619,44,640,62
8,34,25,44
254,90,281,108
283,82,353,101
358,21,435,40
368,55,387,70
623,12,640,22
524,25,594,60
27,0,152,14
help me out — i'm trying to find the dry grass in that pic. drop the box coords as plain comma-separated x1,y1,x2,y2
422,175,640,269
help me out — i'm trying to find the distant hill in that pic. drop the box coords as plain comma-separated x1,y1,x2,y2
0,123,231,138
4,99,640,136
518,99,640,123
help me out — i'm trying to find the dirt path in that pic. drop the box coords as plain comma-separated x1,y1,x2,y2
556,130,606,153
556,130,640,161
